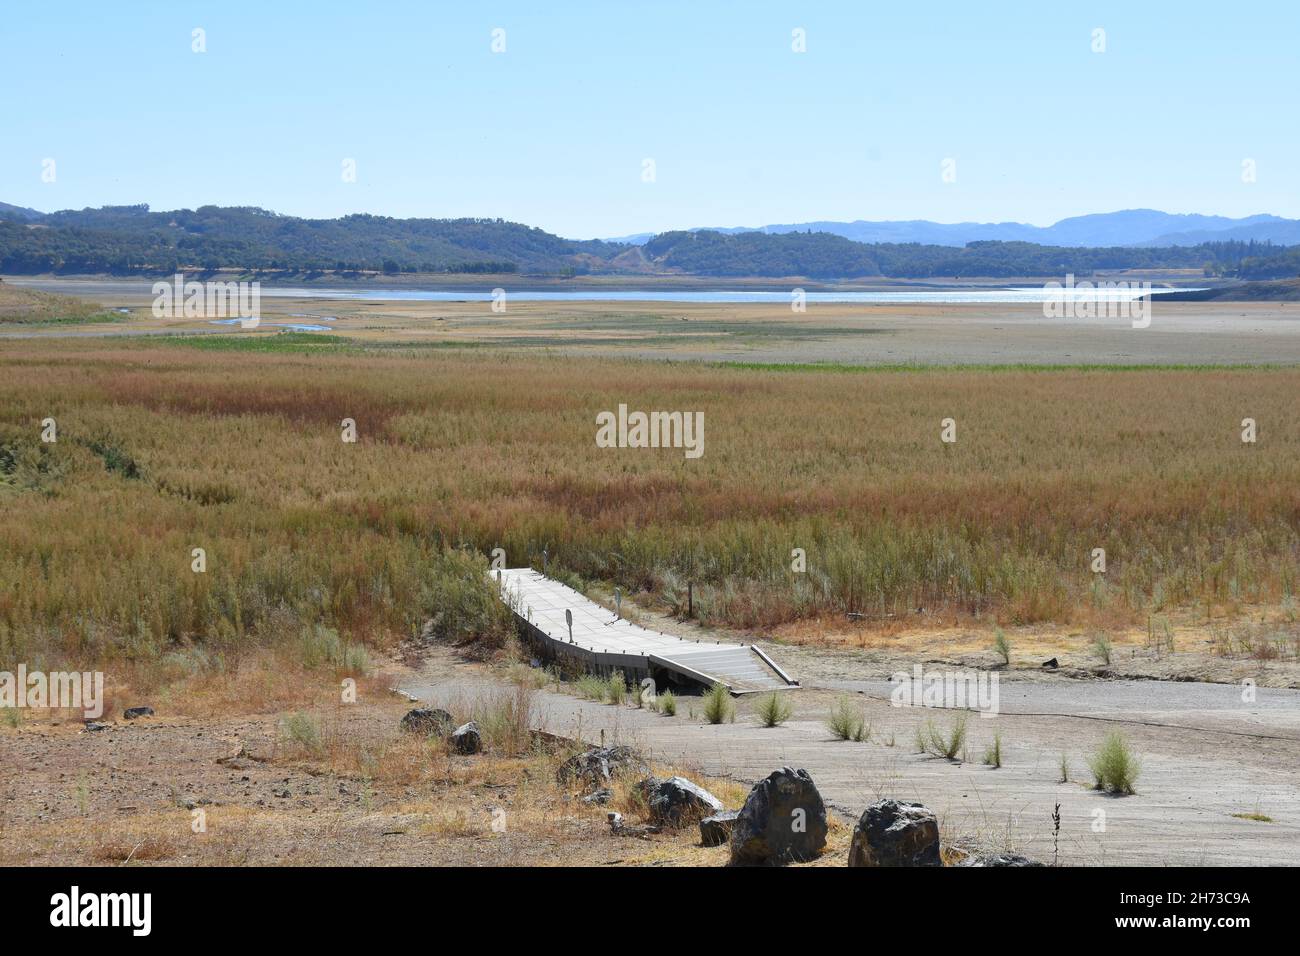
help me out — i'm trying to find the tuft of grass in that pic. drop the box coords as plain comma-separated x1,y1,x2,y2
1059,752,1070,783
756,691,792,728
982,731,1003,768
826,696,868,741
280,711,322,754
1091,633,1113,665
1231,812,1273,822
659,690,677,716
604,671,626,706
575,674,605,701
472,684,535,755
702,682,734,724
993,628,1011,667
300,624,369,674
921,714,968,760
1087,731,1141,794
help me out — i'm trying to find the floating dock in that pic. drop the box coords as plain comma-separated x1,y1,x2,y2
497,568,798,695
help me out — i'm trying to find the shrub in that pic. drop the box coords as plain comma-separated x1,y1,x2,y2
702,683,733,724
659,690,677,716
756,691,792,728
1088,731,1141,794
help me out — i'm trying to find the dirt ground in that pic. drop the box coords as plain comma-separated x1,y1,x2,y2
6,277,1300,366
3,616,1297,867
0,650,847,867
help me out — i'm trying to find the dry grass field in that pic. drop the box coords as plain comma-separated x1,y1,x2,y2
2,333,1297,696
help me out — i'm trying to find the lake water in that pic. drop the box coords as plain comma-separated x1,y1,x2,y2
257,287,1196,304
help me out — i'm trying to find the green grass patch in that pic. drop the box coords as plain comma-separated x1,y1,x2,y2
1088,731,1141,794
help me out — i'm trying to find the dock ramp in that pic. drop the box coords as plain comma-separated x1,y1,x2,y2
497,568,797,694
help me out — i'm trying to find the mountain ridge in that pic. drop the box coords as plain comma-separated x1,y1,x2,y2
605,210,1300,248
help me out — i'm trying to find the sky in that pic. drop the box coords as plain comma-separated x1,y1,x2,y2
2,0,1296,239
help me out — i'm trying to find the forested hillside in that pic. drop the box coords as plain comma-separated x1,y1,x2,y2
1,203,1297,280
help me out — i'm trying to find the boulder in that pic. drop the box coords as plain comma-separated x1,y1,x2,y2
700,810,740,847
1042,657,1059,670
848,799,941,867
643,776,724,827
959,853,1044,867
556,745,650,792
581,788,614,806
400,708,454,736
729,767,828,866
123,706,154,720
450,721,482,755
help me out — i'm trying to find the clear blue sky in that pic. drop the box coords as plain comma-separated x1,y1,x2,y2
2,0,1295,238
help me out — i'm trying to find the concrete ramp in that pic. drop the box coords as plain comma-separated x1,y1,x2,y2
497,568,797,694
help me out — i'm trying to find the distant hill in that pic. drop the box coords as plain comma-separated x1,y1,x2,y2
620,210,1300,249
0,204,621,275
1,203,1298,280
0,202,43,222
642,230,881,278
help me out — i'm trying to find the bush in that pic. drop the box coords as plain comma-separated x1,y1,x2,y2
826,696,867,741
702,683,733,724
659,690,677,716
756,691,792,728
1088,731,1140,794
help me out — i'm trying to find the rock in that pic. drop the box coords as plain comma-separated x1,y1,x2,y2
123,706,154,720
959,853,1044,867
700,810,740,847
1042,657,1059,669
83,722,110,733
848,799,941,867
607,810,660,839
399,708,453,736
450,721,482,755
730,767,828,866
581,788,614,806
642,776,724,827
556,745,650,792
